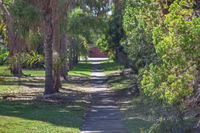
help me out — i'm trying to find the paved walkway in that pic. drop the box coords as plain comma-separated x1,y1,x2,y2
81,58,128,133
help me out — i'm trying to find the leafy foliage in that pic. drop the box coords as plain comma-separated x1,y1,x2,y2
0,46,9,65
10,0,41,36
7,52,44,69
141,0,200,104
122,0,158,72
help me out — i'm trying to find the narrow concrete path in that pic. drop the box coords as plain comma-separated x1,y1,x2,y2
81,58,128,133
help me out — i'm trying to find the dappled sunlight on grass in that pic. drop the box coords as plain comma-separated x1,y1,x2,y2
23,69,45,76
0,65,45,76
101,60,123,75
0,65,11,76
0,61,93,133
68,62,92,77
0,100,84,133
0,76,44,94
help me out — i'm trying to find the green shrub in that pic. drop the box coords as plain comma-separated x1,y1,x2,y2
0,51,9,65
140,0,200,105
7,51,44,69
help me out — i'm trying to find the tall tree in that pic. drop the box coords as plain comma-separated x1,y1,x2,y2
0,0,22,75
42,0,55,95
52,0,61,92
60,0,76,80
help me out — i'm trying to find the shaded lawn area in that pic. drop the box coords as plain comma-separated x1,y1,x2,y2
0,61,93,133
0,61,92,93
0,76,45,94
0,100,84,133
107,74,135,91
101,59,123,75
120,97,155,133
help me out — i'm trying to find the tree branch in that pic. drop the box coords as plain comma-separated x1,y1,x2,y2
0,0,11,18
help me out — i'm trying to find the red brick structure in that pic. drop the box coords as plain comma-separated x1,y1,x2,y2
89,46,108,58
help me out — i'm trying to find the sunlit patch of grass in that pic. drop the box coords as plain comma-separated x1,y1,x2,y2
0,76,45,94
23,69,45,76
101,60,123,75
0,65,45,76
0,63,89,133
68,62,92,77
0,101,84,133
0,65,11,76
0,61,93,94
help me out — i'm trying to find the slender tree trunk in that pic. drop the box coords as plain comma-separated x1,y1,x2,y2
60,34,68,80
42,0,55,95
0,0,22,75
7,20,23,75
69,38,74,70
52,0,61,92
59,1,76,79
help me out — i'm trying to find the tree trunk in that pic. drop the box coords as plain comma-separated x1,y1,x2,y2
0,0,22,75
52,0,61,92
69,38,74,70
42,0,55,95
60,34,68,80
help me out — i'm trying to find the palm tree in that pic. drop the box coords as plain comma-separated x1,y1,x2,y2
42,0,55,95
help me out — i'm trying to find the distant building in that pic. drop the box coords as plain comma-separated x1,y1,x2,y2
89,46,108,58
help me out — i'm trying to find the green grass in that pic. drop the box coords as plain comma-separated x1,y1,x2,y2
0,65,44,76
101,60,123,75
23,69,45,76
0,61,92,77
0,62,91,133
0,76,45,94
68,62,92,77
0,61,92,93
107,75,136,91
0,101,84,133
0,65,11,76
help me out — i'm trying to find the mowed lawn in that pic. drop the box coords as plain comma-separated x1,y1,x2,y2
0,61,92,133
68,62,92,77
0,61,92,93
0,101,84,133
101,59,123,75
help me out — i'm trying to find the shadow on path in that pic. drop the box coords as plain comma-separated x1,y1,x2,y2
81,58,129,133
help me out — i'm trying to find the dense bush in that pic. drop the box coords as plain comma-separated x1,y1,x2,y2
141,0,200,105
123,0,200,105
122,0,158,73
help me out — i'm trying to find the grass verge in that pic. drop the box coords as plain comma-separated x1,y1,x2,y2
0,101,84,133
68,61,92,77
0,61,93,133
101,59,123,75
0,66,45,76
